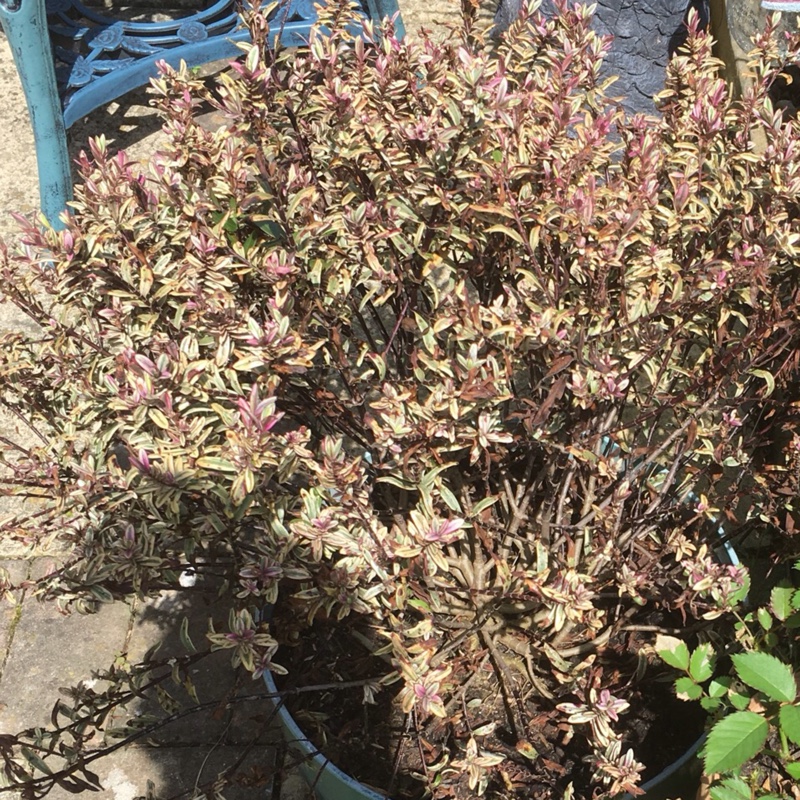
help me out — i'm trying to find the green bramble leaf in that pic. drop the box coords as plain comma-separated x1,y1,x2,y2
689,643,716,683
770,581,795,621
729,689,751,711
703,711,768,775
675,677,703,701
708,676,732,698
655,634,690,671
728,572,751,607
785,761,800,779
700,696,723,712
779,703,800,745
786,611,800,629
709,777,751,800
731,652,797,703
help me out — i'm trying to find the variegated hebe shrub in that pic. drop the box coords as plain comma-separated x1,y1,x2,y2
3,0,800,795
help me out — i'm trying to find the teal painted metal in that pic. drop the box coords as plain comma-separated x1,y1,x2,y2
0,0,72,227
0,0,405,229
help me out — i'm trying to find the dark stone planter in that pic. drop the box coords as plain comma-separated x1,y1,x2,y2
494,0,710,115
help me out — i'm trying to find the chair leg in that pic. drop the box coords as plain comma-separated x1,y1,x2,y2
0,0,72,228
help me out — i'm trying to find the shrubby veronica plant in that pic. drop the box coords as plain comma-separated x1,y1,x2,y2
3,0,800,796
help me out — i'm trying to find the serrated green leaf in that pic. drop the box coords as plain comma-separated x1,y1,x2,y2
656,634,690,671
703,711,768,774
786,611,800,629
701,696,723,712
676,676,703,700
732,652,797,702
709,776,751,800
785,761,800,779
729,690,751,710
689,643,716,683
770,582,795,621
779,703,800,745
757,607,773,631
728,572,750,607
709,676,733,698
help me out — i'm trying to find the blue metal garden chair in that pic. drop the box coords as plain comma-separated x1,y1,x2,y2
0,0,404,227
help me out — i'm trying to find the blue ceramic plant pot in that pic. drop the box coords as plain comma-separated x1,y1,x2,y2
262,669,387,800
262,676,706,800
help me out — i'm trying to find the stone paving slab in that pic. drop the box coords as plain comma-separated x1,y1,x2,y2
16,743,284,800
121,590,283,748
0,559,26,675
0,590,133,733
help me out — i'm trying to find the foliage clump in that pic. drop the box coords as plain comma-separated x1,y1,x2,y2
3,1,800,797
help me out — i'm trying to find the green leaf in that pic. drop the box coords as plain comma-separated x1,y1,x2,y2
689,643,716,683
709,676,733,698
728,572,751,607
770,581,795,621
703,711,769,774
732,652,797,702
675,676,703,701
779,703,800,745
729,689,751,710
701,696,723,712
149,408,171,429
709,776,751,800
21,747,54,775
485,224,524,245
786,611,800,629
785,761,800,779
750,368,775,397
179,616,196,654
89,585,114,603
655,634,690,671
195,456,237,473
757,607,773,631
469,495,499,517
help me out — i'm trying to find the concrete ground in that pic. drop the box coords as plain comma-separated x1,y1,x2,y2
0,2,462,798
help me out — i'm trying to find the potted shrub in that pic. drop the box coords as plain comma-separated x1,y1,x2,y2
2,1,800,797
